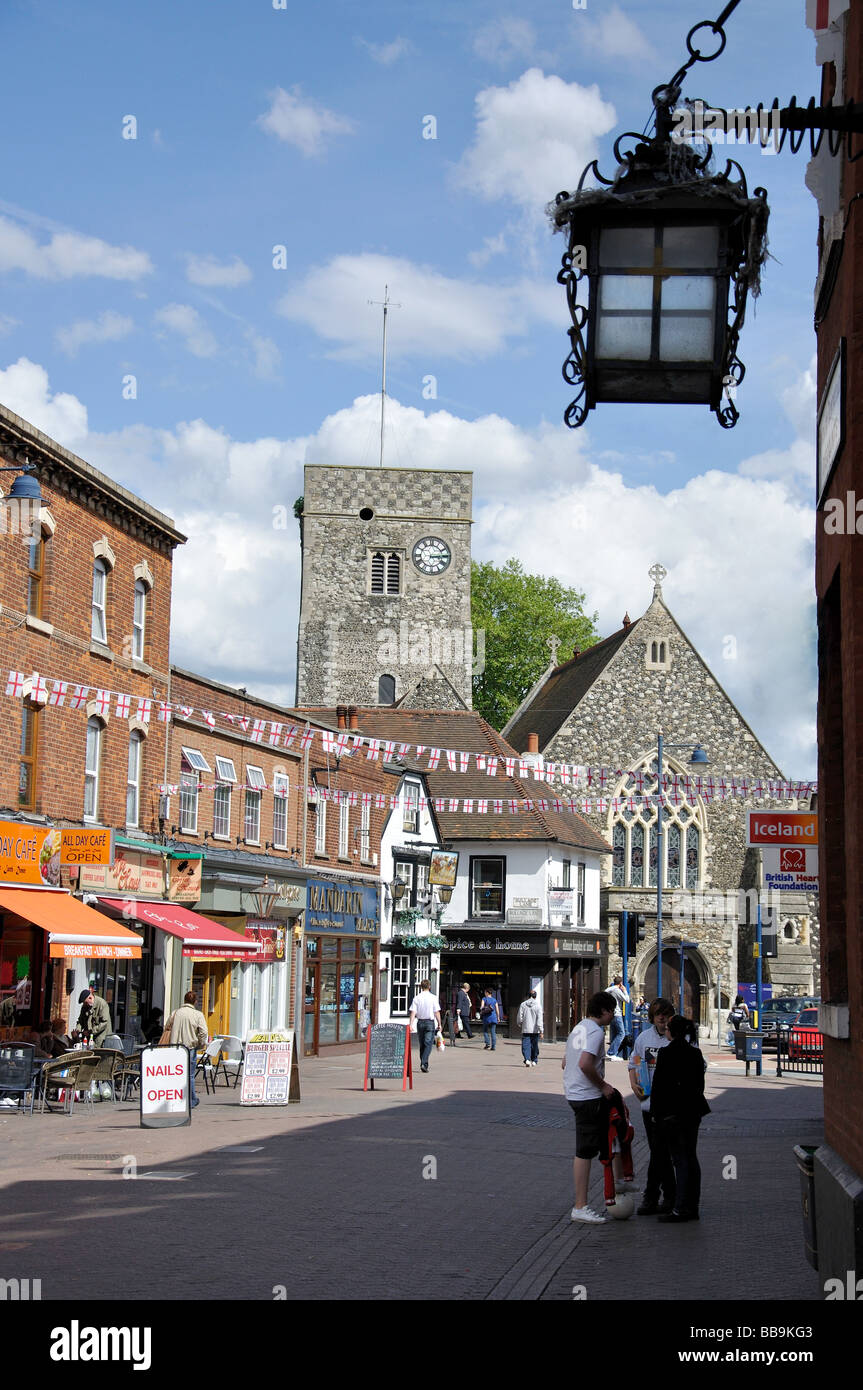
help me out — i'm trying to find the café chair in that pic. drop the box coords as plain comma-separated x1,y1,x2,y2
0,1042,39,1115
219,1035,245,1089
37,1052,98,1115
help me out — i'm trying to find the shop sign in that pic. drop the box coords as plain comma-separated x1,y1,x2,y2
167,856,203,903
548,889,574,918
306,878,380,936
240,1029,300,1105
506,907,543,925
276,881,304,908
48,942,140,959
747,812,818,847
140,1045,190,1128
225,921,288,964
761,846,819,894
441,933,550,955
78,848,165,898
0,820,64,887
60,827,115,867
428,850,459,887
549,935,605,956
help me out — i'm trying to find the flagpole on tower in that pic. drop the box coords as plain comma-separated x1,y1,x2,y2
368,285,401,467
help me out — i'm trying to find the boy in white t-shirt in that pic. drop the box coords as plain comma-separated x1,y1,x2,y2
628,997,677,1215
563,991,624,1224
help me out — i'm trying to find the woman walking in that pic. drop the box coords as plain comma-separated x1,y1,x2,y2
480,988,499,1051
649,1014,710,1222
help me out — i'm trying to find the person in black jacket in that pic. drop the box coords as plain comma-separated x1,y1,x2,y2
649,1014,710,1223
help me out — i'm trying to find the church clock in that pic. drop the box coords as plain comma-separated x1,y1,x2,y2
412,536,451,575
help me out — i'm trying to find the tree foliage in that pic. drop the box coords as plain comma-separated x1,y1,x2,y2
471,558,598,731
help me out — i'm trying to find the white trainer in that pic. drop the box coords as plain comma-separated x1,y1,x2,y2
570,1206,607,1224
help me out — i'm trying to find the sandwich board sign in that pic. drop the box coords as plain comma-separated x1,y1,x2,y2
363,1023,412,1091
240,1029,301,1105
140,1044,191,1128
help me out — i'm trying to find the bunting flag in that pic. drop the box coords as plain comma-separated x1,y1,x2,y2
5,671,25,698
115,693,131,719
268,722,283,746
136,698,152,723
201,710,215,728
70,685,90,710
49,680,67,707
30,672,48,705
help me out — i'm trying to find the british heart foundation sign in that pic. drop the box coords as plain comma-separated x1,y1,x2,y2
747,812,819,893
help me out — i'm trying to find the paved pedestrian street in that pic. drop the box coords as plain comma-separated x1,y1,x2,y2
1,1037,823,1308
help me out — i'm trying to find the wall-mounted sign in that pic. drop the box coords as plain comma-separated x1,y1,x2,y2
512,896,540,908
506,907,543,926
140,1044,190,1128
306,878,380,936
276,881,304,908
441,932,549,956
79,847,165,898
550,936,605,957
0,821,63,887
60,828,115,868
761,846,819,894
817,338,845,506
237,921,287,964
428,849,459,887
168,856,203,903
747,812,818,847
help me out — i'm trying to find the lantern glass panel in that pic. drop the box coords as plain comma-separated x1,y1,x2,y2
597,275,653,360
662,225,719,268
599,226,655,267
659,276,717,360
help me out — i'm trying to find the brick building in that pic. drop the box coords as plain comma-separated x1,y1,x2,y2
809,0,863,1290
0,402,185,1036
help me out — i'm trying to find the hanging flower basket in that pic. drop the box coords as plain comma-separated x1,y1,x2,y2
395,933,447,951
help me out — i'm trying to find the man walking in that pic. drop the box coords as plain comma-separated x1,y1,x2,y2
607,975,630,1058
628,997,676,1215
563,991,622,1224
457,982,473,1039
409,979,441,1074
517,989,543,1067
167,990,208,1108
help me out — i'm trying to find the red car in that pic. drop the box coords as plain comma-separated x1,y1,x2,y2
788,1007,823,1061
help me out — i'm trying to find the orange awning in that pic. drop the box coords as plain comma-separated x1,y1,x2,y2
0,887,143,959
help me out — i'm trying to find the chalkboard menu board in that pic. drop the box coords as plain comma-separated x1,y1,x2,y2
363,1023,412,1091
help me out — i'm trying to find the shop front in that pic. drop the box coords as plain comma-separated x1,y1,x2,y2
303,877,379,1056
440,927,607,1041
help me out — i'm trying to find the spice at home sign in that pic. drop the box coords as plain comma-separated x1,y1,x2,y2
442,934,549,955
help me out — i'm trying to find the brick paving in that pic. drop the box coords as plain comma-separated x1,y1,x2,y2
0,1036,822,1302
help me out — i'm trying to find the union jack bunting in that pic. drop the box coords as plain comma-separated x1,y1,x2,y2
48,680,67,707
115,693,131,719
29,673,48,704
70,685,90,710
136,697,152,723
5,671,25,697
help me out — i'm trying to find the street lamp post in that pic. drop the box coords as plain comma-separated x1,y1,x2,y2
655,730,709,998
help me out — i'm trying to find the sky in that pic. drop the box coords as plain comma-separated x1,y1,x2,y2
0,0,819,776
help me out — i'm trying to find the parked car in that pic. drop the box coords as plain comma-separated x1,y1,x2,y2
788,1006,823,1061
757,996,820,1050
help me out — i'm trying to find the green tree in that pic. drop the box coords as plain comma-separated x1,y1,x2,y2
471,558,598,730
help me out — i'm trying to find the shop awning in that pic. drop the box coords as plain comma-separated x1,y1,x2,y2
98,898,260,958
0,887,143,959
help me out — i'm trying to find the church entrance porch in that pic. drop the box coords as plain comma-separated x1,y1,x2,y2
643,945,705,1023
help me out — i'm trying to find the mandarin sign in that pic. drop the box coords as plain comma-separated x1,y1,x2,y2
306,878,379,936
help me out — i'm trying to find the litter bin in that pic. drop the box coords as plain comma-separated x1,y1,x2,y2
734,1031,762,1062
631,1017,649,1042
794,1144,819,1270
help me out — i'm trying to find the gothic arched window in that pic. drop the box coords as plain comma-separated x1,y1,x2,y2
609,753,706,890
378,674,396,705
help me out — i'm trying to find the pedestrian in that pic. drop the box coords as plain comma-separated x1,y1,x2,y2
606,975,630,1058
727,994,750,1044
457,982,474,1039
517,989,543,1067
166,990,208,1108
480,987,499,1051
76,989,113,1048
0,993,16,1028
409,979,441,1074
563,990,622,1224
650,1014,710,1222
635,996,648,1014
627,997,677,1216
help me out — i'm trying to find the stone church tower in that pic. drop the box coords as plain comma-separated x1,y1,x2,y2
504,565,817,1031
295,465,474,710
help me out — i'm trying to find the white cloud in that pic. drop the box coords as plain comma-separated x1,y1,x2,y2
454,69,617,217
153,304,218,358
472,18,536,66
245,329,281,380
55,310,134,357
467,232,508,268
277,251,559,362
577,6,658,66
184,254,252,288
0,314,18,336
0,357,89,447
1,359,815,777
0,215,153,280
738,359,816,487
356,36,415,65
257,86,355,157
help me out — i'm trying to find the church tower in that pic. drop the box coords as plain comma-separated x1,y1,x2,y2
295,464,473,709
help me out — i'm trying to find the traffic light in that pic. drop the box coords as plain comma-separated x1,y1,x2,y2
761,907,778,959
618,913,646,958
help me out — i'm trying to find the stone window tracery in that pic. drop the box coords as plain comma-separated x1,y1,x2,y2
609,754,705,890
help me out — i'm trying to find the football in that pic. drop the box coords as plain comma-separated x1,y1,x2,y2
605,1194,636,1220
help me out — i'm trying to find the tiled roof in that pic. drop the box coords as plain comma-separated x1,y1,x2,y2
290,707,611,856
505,622,639,753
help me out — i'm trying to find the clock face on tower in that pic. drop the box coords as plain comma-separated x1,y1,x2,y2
412,536,451,575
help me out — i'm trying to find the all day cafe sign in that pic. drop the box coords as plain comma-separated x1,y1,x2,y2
0,820,114,887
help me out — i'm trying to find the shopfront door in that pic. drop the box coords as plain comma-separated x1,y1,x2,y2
304,958,318,1057
191,961,231,1037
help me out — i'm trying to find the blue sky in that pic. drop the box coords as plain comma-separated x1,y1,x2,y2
0,0,819,774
